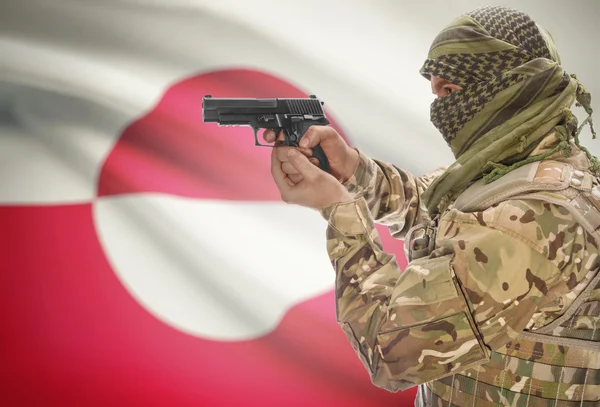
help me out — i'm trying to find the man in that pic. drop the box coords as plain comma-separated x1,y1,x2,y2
265,5,599,407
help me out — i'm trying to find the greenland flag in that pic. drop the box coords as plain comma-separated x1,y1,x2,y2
0,1,453,406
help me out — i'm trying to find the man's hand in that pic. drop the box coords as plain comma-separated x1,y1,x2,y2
263,126,359,184
271,148,354,210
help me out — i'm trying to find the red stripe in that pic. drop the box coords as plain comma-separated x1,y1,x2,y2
0,206,414,406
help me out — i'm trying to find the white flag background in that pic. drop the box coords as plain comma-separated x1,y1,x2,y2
1,1,598,406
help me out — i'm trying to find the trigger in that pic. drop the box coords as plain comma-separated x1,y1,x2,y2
253,127,276,148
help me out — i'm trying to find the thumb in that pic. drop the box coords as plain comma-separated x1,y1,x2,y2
287,149,319,180
299,126,322,148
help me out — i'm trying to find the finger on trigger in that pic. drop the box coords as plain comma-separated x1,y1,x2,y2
263,129,275,143
309,157,319,166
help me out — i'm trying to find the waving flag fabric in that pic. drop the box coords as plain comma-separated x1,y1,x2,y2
1,1,597,406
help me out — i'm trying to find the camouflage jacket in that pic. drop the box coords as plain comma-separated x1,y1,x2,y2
319,134,600,406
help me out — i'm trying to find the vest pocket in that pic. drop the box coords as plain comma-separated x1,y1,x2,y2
376,310,489,386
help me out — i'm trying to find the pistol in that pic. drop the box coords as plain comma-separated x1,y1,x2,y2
202,95,330,172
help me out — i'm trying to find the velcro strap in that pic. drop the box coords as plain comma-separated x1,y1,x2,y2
454,161,572,213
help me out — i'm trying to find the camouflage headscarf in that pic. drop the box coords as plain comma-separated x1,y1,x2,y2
420,5,597,217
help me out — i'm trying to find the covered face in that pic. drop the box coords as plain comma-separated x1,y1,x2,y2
419,5,565,159
418,5,597,216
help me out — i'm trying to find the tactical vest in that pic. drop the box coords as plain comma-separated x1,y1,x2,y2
408,160,600,406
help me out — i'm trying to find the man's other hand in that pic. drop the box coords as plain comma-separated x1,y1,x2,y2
271,148,354,210
263,125,359,184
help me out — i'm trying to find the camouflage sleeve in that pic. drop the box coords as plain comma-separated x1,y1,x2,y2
342,148,446,238
320,197,590,392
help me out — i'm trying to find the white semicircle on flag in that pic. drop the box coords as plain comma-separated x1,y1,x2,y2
93,194,336,341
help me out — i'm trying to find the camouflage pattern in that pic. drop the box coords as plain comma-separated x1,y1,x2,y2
319,134,600,406
336,147,446,239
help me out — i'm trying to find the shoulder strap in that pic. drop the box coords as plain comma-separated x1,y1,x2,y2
453,159,600,237
454,160,573,213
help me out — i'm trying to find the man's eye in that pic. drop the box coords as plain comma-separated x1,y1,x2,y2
444,87,453,95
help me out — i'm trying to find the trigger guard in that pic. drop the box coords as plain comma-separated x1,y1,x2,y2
252,127,277,148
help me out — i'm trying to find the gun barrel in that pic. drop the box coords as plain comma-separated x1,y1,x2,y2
202,96,326,123
202,98,277,122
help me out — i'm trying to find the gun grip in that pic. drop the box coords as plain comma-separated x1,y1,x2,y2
311,144,330,173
